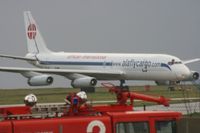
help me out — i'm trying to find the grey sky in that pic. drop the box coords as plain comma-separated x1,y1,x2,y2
0,0,199,88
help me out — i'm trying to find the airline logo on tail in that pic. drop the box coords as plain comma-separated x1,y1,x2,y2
27,24,37,39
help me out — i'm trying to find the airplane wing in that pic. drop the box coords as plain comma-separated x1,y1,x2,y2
183,58,200,64
0,54,36,61
0,66,124,79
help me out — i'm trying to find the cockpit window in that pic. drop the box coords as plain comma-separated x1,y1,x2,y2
155,120,177,133
168,59,182,65
116,121,149,133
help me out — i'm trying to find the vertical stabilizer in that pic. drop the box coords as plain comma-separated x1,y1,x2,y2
24,11,52,54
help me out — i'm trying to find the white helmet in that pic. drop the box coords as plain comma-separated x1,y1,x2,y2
24,94,37,106
76,91,87,100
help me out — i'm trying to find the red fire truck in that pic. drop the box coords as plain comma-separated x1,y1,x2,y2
0,83,181,133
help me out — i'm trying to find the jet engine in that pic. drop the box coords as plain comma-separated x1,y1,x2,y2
71,77,97,88
186,71,199,81
28,75,53,86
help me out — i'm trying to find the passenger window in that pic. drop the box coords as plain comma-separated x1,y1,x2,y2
116,121,149,133
155,120,176,133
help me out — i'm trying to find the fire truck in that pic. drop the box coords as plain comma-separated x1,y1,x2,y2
0,83,181,133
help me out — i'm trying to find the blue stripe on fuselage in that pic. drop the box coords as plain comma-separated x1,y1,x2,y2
161,63,171,71
39,61,171,71
39,61,113,66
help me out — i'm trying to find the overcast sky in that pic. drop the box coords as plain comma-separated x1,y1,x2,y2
0,0,199,89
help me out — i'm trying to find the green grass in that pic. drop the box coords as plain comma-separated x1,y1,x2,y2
187,112,200,117
0,85,199,105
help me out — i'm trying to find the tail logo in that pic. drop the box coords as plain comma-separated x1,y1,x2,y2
27,24,37,39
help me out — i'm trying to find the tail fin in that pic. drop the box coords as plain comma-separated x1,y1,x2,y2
24,11,52,54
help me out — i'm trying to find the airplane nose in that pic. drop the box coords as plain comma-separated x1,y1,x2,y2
175,65,191,80
183,67,191,79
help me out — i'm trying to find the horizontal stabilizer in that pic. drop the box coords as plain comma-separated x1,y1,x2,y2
0,54,36,61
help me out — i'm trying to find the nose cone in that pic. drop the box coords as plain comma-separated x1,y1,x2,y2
175,65,191,80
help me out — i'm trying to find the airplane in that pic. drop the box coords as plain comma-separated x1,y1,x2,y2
0,11,199,89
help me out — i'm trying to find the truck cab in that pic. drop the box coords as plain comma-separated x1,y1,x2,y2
111,111,180,133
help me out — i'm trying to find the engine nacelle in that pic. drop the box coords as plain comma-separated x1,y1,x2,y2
186,71,199,81
71,77,97,88
28,75,53,86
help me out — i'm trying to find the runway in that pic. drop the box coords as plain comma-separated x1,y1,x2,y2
134,102,200,115
1,101,200,115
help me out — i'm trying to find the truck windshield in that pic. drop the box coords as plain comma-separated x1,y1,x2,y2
155,120,176,133
116,121,149,133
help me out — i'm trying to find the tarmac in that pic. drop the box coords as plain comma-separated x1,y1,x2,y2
1,101,200,115
134,102,200,115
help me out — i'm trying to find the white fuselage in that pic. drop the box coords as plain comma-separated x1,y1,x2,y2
29,52,191,81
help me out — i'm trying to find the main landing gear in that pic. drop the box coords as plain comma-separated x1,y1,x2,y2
80,87,95,93
119,80,129,91
80,80,128,93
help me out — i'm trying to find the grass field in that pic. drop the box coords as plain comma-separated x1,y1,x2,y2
0,85,199,106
